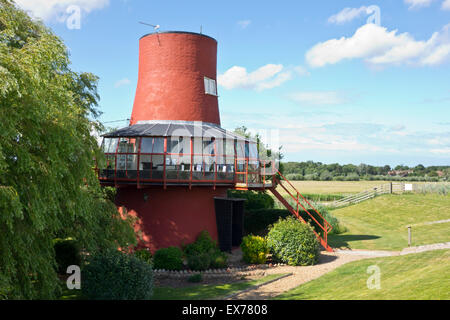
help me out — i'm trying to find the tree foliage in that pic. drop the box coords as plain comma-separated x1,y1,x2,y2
0,1,136,299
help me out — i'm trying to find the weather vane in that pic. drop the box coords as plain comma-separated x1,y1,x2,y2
139,21,160,32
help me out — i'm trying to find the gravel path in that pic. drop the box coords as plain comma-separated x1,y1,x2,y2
227,242,450,300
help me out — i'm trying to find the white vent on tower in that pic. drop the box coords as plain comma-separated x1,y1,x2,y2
204,77,217,96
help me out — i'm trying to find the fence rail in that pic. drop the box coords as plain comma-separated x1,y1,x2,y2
332,182,408,207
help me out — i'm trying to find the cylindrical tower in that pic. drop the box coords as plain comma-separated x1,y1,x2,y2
99,31,261,252
130,31,220,125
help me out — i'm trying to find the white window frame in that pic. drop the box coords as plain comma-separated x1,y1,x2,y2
204,77,217,96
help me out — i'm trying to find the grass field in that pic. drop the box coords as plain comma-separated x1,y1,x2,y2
276,180,394,196
328,194,450,250
60,274,285,300
153,274,287,300
277,249,450,300
60,274,288,300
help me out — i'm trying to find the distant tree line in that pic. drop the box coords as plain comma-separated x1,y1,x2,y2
282,161,450,182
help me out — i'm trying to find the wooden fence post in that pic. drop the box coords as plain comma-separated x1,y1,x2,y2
407,226,412,247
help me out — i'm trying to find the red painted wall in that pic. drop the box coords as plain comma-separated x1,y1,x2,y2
130,32,220,126
115,186,228,252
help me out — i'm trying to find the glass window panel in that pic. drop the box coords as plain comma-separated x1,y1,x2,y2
117,138,139,153
249,143,258,159
236,141,245,158
193,137,202,155
118,138,128,153
216,139,224,164
105,155,115,170
168,137,179,154
102,138,118,153
153,138,165,153
225,139,235,164
117,154,127,170
181,137,190,155
139,155,151,170
203,138,214,156
126,155,137,170
152,155,164,166
245,142,249,158
141,138,153,153
226,139,235,156
129,138,140,153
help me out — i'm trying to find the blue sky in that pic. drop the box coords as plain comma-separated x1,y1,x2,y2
16,0,450,166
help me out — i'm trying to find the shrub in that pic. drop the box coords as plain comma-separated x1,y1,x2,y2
183,231,217,257
313,204,346,235
266,217,320,266
240,235,269,264
53,239,81,274
227,190,274,210
183,231,228,270
244,209,291,235
187,253,211,271
344,173,360,181
153,247,183,271
210,251,228,269
82,249,153,300
188,274,203,283
134,248,152,265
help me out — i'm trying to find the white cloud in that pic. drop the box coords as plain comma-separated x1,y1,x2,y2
328,6,369,24
442,0,450,10
430,148,450,154
306,23,450,67
237,20,251,29
218,64,291,91
15,0,109,22
294,66,311,76
289,91,349,106
404,0,434,9
114,78,131,88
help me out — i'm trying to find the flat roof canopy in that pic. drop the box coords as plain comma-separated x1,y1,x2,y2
103,120,253,142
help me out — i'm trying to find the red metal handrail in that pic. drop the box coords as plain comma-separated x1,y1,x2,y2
274,171,333,234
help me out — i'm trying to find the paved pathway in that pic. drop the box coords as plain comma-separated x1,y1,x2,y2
226,242,450,300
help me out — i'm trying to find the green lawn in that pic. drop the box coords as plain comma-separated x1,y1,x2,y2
277,249,450,300
153,274,287,300
60,273,287,300
328,193,450,250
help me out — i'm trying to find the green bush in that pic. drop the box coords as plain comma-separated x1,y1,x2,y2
244,209,291,236
53,239,81,274
266,217,320,266
134,248,152,265
81,249,153,300
187,253,211,271
240,235,269,264
210,251,228,269
227,190,274,210
183,231,217,257
183,231,228,271
153,247,183,271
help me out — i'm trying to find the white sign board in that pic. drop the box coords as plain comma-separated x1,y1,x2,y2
405,184,413,191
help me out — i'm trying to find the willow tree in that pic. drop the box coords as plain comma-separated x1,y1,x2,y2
0,1,136,299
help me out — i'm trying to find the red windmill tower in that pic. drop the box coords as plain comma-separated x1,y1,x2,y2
99,31,333,252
